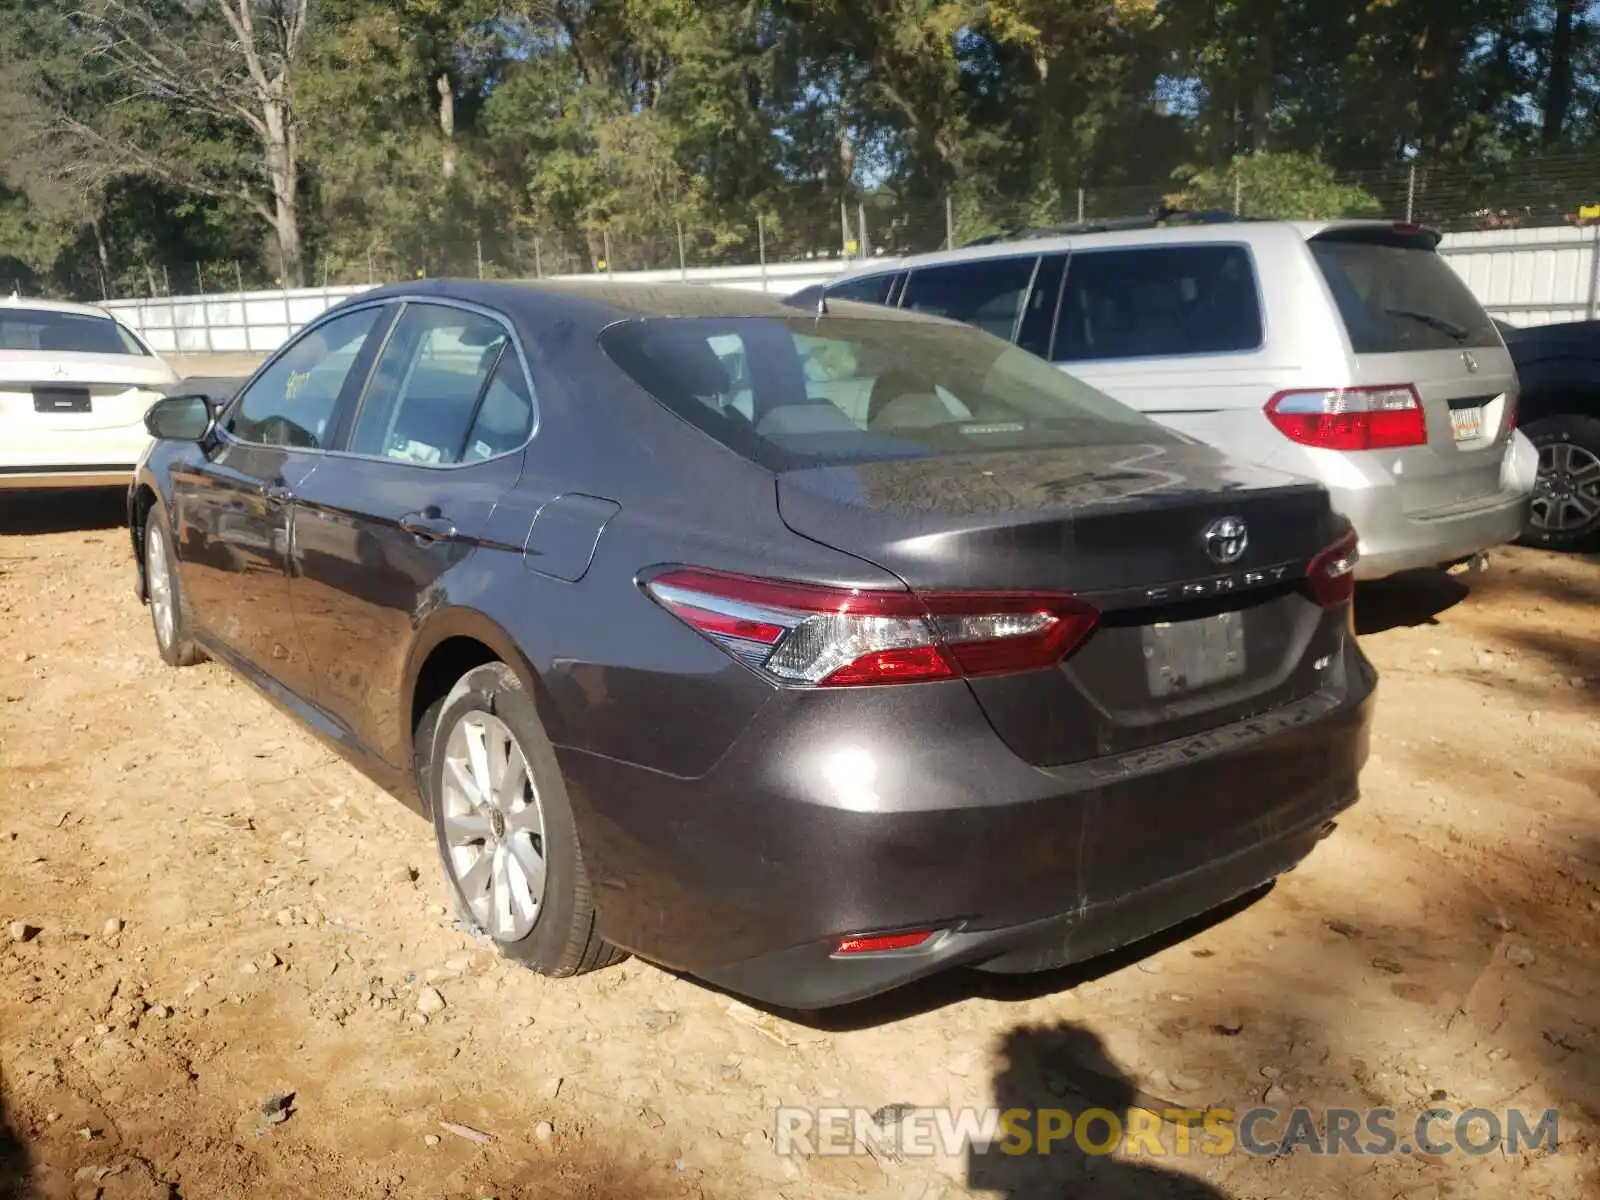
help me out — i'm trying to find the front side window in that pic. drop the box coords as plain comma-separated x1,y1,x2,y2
900,256,1038,341
0,309,149,355
826,273,900,306
600,314,1171,471
349,304,532,465
226,307,384,448
1056,245,1263,362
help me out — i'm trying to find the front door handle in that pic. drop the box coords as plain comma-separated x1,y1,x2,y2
399,510,457,542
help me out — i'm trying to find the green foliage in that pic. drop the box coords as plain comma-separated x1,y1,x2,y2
1170,153,1384,220
0,0,1597,296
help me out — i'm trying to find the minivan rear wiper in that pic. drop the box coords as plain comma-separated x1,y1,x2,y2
1385,307,1470,341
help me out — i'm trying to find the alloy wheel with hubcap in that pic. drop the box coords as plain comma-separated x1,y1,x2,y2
439,710,549,941
422,661,622,978
146,520,176,651
1531,440,1600,537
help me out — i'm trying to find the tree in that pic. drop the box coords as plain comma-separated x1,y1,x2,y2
23,1,314,285
1169,152,1383,220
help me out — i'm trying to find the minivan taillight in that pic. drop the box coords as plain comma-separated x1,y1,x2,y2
645,568,1099,687
1307,529,1360,607
1266,385,1427,450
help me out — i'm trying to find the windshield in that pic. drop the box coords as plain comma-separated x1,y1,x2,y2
598,315,1175,470
0,309,148,355
1310,236,1500,353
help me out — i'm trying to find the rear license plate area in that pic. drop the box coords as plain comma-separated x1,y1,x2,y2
33,387,92,414
1143,611,1246,697
1448,403,1485,442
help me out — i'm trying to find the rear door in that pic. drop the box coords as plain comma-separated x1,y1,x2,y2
289,300,537,767
1308,229,1516,513
1049,242,1276,431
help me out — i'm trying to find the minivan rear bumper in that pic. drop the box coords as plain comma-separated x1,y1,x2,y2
557,640,1376,1009
1335,482,1528,578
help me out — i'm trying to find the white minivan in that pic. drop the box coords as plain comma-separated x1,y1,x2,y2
794,218,1536,578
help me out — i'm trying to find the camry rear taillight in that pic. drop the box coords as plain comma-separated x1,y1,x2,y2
645,568,1099,687
1307,529,1360,607
1266,385,1427,450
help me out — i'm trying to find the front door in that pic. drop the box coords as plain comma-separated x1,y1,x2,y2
171,304,390,698
289,300,538,767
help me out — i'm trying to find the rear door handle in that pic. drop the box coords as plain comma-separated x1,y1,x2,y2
399,511,457,542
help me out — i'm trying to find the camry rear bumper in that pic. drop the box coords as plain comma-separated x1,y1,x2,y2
557,641,1376,1009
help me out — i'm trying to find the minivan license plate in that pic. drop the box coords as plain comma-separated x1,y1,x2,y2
1449,406,1484,442
1143,612,1246,698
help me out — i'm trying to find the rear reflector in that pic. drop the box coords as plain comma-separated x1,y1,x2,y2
645,568,1099,688
834,930,934,955
1266,385,1427,450
1307,529,1360,607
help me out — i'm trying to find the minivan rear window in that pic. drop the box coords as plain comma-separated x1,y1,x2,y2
599,315,1174,471
1310,237,1500,352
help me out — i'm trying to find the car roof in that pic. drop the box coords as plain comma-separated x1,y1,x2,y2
352,277,963,329
824,219,1421,282
1,293,119,320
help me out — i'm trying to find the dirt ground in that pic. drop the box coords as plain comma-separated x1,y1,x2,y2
1,492,1596,1200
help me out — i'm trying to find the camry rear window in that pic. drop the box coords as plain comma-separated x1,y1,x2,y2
599,315,1174,470
0,310,147,355
1310,237,1500,353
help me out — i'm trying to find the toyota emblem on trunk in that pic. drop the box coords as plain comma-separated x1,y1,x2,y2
1203,517,1249,564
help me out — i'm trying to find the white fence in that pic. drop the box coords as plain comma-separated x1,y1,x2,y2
102,260,842,356
103,224,1600,357
1439,225,1600,326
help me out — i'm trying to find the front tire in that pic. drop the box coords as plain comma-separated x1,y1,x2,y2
1521,414,1600,551
144,504,205,667
421,663,623,978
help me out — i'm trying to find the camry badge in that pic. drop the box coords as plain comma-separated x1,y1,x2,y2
1203,516,1248,565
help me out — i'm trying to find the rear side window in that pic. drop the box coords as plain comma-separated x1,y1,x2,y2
1056,245,1263,362
599,315,1171,471
901,257,1037,341
0,310,148,355
350,304,532,465
826,273,899,306
1310,237,1500,352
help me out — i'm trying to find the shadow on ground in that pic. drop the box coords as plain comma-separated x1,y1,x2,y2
967,1022,1231,1199
1355,570,1470,634
0,491,126,537
0,1092,30,1200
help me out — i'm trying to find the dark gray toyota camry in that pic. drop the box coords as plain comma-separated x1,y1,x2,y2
129,280,1374,1008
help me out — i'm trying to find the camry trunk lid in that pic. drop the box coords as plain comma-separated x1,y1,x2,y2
777,441,1353,766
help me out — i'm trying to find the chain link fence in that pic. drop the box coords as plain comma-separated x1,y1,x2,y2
83,148,1600,300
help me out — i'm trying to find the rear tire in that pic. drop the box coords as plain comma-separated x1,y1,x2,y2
420,662,624,977
144,504,205,667
1520,414,1600,551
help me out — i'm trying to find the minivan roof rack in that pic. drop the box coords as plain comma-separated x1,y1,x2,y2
961,207,1247,248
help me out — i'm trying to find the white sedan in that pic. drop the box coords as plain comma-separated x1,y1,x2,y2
1,295,180,490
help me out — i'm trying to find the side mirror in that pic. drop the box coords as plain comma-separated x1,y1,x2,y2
144,394,215,441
